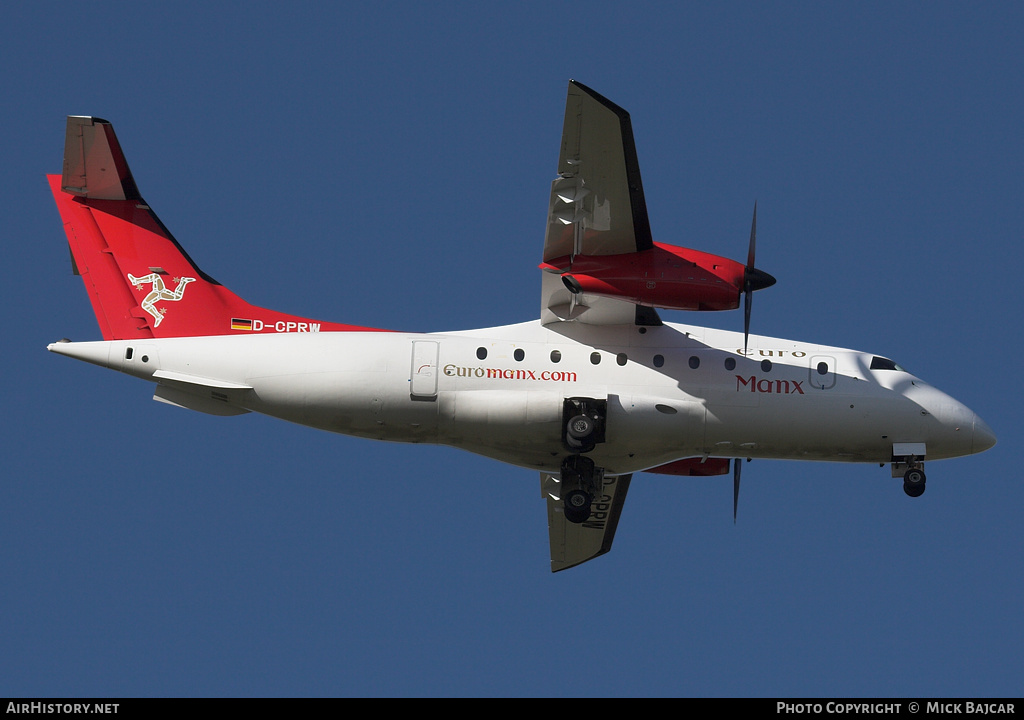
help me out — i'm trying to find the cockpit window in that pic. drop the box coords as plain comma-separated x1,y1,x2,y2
870,356,906,371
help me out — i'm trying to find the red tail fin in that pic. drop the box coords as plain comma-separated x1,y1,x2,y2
50,116,382,340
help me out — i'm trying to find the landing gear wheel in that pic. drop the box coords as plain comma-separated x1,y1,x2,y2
904,482,925,498
903,468,926,498
567,414,595,441
561,398,606,454
564,489,593,524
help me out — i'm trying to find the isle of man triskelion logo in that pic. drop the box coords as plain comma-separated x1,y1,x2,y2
128,272,196,327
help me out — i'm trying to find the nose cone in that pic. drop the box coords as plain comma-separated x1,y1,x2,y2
973,413,997,454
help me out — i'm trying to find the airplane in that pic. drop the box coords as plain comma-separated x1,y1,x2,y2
46,80,996,572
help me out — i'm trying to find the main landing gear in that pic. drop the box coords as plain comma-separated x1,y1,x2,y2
560,398,607,524
563,397,605,454
561,456,601,523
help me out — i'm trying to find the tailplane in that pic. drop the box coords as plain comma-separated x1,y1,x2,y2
50,116,381,340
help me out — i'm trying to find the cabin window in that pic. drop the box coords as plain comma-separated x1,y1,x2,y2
476,347,487,360
514,348,525,362
616,353,628,366
125,347,133,360
724,357,736,371
817,361,829,375
761,359,772,372
688,355,700,369
653,354,665,368
590,352,601,365
550,350,561,363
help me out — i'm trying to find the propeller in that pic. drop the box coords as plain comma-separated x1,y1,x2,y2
733,204,773,519
742,202,776,353
733,458,741,523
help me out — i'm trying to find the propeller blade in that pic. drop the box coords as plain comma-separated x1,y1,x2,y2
743,203,757,353
746,201,757,270
743,281,753,354
733,458,741,523
740,202,775,353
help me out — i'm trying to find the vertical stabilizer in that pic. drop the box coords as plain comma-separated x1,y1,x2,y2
50,116,383,340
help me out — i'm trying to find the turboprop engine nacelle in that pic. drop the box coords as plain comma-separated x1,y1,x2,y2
540,242,771,312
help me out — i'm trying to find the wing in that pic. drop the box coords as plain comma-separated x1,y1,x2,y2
541,80,661,326
543,80,653,261
542,472,632,572
540,270,663,326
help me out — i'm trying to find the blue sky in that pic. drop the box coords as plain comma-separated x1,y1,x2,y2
3,2,1021,697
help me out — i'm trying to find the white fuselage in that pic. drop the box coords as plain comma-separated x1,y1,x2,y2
49,319,991,474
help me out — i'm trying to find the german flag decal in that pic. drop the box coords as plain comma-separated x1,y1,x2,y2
230,318,253,331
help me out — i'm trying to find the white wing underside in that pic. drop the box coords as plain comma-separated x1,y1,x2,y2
542,473,633,572
540,80,656,327
540,270,639,326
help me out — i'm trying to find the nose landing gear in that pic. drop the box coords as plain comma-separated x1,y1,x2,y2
903,467,927,497
892,444,927,498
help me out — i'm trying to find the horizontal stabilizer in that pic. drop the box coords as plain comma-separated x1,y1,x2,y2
153,384,251,417
152,369,253,390
152,370,253,416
